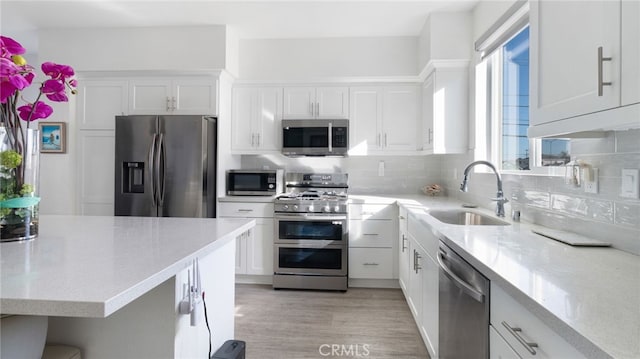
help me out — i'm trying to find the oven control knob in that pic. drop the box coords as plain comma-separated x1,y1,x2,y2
283,205,289,210
334,205,341,212
308,205,314,212
323,205,331,213
293,205,299,211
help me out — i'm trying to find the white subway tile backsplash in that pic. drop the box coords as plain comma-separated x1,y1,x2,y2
615,129,640,153
550,194,614,222
614,202,640,230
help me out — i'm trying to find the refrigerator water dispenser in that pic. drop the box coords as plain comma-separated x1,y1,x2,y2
122,162,144,193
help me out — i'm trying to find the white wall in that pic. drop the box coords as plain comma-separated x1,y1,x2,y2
238,37,418,81
38,26,227,71
418,12,473,70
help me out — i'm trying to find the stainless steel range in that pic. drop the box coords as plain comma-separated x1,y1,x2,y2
273,173,349,291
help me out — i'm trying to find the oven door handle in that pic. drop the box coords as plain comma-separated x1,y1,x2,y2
276,214,347,221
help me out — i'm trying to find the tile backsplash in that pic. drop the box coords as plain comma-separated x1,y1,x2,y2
440,129,640,255
240,154,443,195
236,129,639,254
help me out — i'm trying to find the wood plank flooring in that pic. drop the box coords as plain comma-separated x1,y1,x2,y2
234,284,429,359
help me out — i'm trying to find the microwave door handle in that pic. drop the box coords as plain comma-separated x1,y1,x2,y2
328,122,333,152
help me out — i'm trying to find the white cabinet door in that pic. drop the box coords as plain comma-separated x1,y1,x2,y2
407,237,423,321
422,68,468,154
530,0,621,124
283,86,348,119
129,79,173,114
420,251,439,358
382,85,418,151
77,79,128,130
232,87,282,153
283,87,315,119
246,219,274,275
173,78,217,115
77,131,115,215
129,78,217,115
255,87,282,151
349,86,383,154
398,207,410,293
490,326,522,359
316,86,349,118
622,0,640,106
231,87,256,151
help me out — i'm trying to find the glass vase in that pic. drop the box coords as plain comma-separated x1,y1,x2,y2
1,127,40,242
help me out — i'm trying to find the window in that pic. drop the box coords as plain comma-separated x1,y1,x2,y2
475,2,570,173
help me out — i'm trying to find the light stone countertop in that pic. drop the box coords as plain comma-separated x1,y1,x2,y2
0,215,255,318
351,194,639,359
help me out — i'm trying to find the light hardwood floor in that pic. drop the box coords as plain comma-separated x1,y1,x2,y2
234,284,429,359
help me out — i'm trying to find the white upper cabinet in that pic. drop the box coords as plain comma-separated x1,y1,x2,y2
349,84,418,155
77,79,128,130
283,86,349,119
529,0,639,136
422,67,468,154
231,86,282,153
129,77,218,115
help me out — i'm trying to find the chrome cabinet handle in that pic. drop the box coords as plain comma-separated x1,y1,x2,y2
315,102,319,117
171,97,177,111
501,321,539,355
362,233,379,236
166,97,171,112
597,46,612,96
309,102,314,116
237,209,254,213
251,133,255,147
384,133,388,147
399,215,406,220
428,128,433,144
401,234,407,252
377,134,381,147
256,133,261,147
437,251,485,303
415,252,422,273
412,250,417,271
363,262,379,266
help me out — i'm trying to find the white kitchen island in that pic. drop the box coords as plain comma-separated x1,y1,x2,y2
0,215,254,359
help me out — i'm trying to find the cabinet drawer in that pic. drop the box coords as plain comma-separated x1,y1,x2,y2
219,203,274,218
491,283,585,359
349,203,396,220
348,248,394,279
490,325,521,359
349,219,394,247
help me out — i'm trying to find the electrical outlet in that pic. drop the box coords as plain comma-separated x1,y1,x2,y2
621,169,639,199
584,168,599,194
453,168,458,180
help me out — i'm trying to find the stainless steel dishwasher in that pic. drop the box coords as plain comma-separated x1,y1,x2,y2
437,240,490,359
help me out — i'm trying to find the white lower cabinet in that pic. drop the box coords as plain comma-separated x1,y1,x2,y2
491,283,586,359
403,207,439,358
490,325,522,359
220,202,274,277
77,130,115,215
348,203,398,282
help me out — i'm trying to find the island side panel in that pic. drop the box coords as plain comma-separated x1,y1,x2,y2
46,279,176,358
174,237,236,357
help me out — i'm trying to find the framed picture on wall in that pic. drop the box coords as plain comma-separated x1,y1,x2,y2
39,122,67,153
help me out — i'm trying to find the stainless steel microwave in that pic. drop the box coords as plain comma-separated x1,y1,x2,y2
226,169,284,196
282,119,349,157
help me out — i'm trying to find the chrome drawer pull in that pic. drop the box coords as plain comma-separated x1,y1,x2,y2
362,233,379,236
502,321,539,355
597,46,612,96
237,209,254,212
363,262,379,266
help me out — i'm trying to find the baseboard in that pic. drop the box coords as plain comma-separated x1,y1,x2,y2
348,278,400,289
235,274,273,285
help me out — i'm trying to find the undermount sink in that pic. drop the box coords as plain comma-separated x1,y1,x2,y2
428,210,510,226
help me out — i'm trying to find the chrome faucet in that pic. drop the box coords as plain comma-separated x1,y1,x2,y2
460,160,508,217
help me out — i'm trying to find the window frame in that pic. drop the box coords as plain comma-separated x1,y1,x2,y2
473,3,567,177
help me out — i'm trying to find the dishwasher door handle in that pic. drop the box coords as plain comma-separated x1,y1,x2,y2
437,251,485,303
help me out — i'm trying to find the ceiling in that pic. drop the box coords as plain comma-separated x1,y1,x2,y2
1,0,478,51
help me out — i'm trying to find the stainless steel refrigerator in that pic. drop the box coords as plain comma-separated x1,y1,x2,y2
114,115,217,218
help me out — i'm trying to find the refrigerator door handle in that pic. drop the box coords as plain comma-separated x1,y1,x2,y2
148,133,158,207
156,133,166,206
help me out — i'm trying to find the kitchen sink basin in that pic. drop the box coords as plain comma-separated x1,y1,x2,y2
428,210,510,226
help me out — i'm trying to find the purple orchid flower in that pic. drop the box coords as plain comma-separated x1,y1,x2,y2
0,36,26,58
41,62,75,81
42,79,68,102
17,101,53,121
